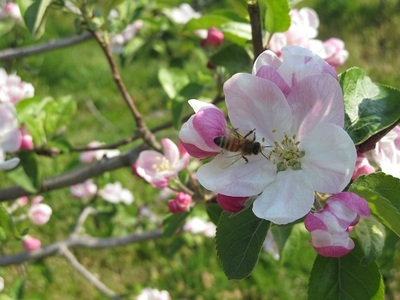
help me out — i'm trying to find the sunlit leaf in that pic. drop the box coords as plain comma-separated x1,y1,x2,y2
216,206,270,279
354,216,386,265
340,67,400,145
349,172,400,237
308,242,384,300
18,0,52,36
158,67,189,99
0,204,22,240
263,0,291,34
6,151,40,193
44,96,77,137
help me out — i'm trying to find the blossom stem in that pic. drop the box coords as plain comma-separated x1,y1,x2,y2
247,0,264,59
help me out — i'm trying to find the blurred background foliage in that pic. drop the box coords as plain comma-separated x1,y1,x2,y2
0,0,399,299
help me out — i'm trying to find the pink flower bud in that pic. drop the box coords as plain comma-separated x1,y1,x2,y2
305,192,370,257
168,192,192,214
31,196,44,205
16,196,28,206
18,126,34,150
179,100,228,159
201,27,224,47
216,194,249,213
22,235,41,251
28,203,52,225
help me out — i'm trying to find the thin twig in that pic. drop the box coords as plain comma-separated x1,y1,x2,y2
89,30,161,151
0,229,162,266
0,145,146,202
248,0,264,60
72,207,98,235
0,31,93,61
59,245,120,299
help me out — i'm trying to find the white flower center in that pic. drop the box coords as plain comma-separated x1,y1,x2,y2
152,156,171,172
266,133,304,172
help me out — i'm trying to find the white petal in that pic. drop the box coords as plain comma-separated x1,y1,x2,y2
197,154,274,197
224,73,293,142
0,157,20,170
301,123,356,193
252,169,315,224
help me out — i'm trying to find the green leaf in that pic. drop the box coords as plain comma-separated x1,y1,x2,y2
162,211,191,238
270,224,293,256
206,203,223,225
216,206,270,279
263,0,291,34
44,96,77,137
0,204,22,240
220,22,252,45
340,67,400,145
6,151,40,193
354,216,386,265
349,172,400,237
170,97,185,129
210,44,252,74
18,0,52,36
185,10,245,31
158,67,189,99
308,242,384,300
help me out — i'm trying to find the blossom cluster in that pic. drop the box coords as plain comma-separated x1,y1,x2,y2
269,7,348,68
180,46,357,225
178,45,372,257
0,68,35,170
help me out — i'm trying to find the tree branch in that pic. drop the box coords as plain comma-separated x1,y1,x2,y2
248,0,264,60
89,30,161,151
0,229,162,266
0,31,93,61
0,145,147,202
59,245,120,299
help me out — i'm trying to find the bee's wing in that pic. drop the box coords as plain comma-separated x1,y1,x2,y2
218,152,243,169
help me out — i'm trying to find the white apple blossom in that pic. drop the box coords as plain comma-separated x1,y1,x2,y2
0,101,20,170
181,46,356,224
99,182,134,205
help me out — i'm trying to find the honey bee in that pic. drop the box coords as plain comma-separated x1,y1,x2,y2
214,128,268,168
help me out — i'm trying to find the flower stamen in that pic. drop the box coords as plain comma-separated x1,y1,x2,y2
266,133,304,172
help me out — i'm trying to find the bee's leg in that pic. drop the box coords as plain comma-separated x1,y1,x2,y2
244,128,257,141
242,156,249,163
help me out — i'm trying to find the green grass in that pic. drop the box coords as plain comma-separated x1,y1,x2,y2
1,0,400,299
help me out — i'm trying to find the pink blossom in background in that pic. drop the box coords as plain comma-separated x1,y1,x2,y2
371,126,400,178
186,46,356,225
18,126,34,150
0,276,3,292
70,179,98,199
168,192,192,213
17,196,28,207
352,153,375,180
269,8,319,55
99,182,134,205
183,216,216,238
216,194,249,213
79,141,120,164
110,20,144,54
0,68,34,104
136,288,171,300
22,235,41,251
304,192,370,257
0,2,21,20
179,100,228,159
166,3,201,24
135,138,190,188
28,202,52,225
0,101,20,170
268,8,348,68
200,27,224,47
